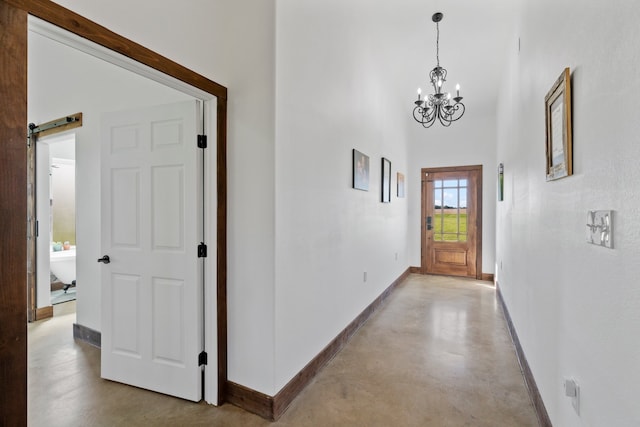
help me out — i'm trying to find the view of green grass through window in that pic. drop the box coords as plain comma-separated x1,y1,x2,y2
433,179,468,242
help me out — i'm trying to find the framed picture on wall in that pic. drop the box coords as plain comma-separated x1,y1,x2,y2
397,172,405,198
545,67,573,181
352,149,370,191
498,163,504,201
381,157,391,203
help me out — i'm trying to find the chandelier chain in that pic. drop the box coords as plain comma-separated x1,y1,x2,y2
436,22,440,67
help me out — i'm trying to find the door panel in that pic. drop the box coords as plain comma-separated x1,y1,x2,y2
422,166,482,278
111,168,140,247
434,248,467,265
100,101,203,401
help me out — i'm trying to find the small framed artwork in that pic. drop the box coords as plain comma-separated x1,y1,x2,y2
397,172,405,198
381,157,391,203
545,67,573,181
498,163,504,201
352,149,369,191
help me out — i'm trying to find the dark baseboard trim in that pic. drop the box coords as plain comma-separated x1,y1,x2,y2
225,381,274,421
481,273,494,283
410,266,493,283
272,266,411,419
73,323,101,348
34,305,53,321
496,283,552,427
226,267,412,421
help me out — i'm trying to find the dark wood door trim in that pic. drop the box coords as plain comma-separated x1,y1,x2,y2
421,165,483,280
5,0,227,100
0,1,229,424
0,4,28,425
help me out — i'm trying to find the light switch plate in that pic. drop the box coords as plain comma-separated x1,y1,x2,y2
586,210,613,248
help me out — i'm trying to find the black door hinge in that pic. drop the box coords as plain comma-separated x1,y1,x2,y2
198,242,207,258
198,351,208,366
197,134,207,149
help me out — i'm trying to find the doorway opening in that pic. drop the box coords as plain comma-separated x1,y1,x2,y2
421,165,483,279
27,114,82,322
44,133,78,306
27,13,221,405
1,2,229,420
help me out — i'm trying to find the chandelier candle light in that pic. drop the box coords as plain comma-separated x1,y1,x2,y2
413,12,465,128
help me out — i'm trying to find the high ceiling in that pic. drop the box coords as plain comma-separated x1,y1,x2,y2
31,1,520,123
388,0,519,118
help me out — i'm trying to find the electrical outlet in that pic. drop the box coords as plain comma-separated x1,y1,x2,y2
564,378,580,415
363,272,367,282
395,252,398,261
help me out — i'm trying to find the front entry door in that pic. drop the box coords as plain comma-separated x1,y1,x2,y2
422,166,482,278
100,100,204,401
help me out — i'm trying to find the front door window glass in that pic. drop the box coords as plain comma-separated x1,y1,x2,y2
433,179,468,242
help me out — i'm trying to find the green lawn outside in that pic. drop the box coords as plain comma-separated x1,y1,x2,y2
434,213,467,241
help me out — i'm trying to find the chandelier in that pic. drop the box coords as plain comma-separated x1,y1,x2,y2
413,12,465,128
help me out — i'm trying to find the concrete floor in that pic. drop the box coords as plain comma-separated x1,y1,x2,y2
28,274,539,426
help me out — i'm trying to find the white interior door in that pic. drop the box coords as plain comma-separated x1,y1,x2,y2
100,100,204,401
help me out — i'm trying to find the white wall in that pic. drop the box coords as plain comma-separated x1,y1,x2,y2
51,158,76,245
496,1,640,425
407,109,497,274
274,0,411,390
29,30,193,329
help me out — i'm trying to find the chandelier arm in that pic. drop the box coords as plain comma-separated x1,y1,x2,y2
436,106,450,126
426,103,439,120
447,103,466,121
413,105,425,122
422,118,437,128
438,112,453,127
413,105,437,128
421,111,437,128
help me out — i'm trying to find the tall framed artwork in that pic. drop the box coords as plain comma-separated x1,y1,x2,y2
381,157,391,202
352,149,370,191
397,172,405,198
498,163,504,201
545,67,572,181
